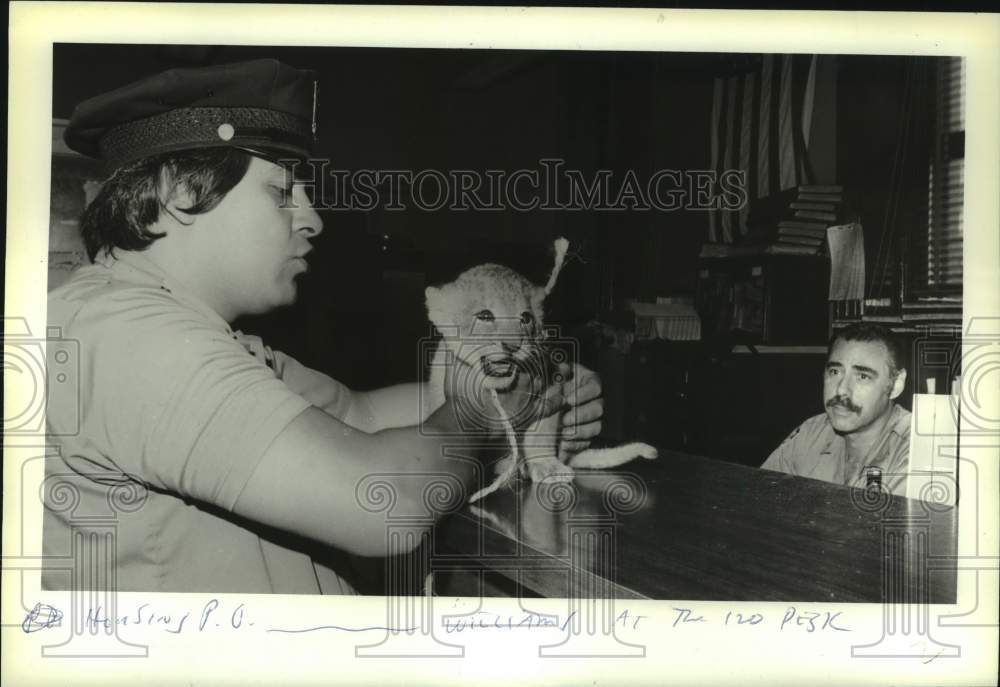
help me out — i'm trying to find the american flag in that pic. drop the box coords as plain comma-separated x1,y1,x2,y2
709,54,825,243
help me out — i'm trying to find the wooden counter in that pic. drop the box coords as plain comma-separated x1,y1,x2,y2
434,450,957,601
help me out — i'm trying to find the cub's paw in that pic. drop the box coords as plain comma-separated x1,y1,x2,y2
635,443,658,460
526,456,575,484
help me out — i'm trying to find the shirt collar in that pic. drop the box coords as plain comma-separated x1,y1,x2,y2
885,403,910,436
96,250,233,334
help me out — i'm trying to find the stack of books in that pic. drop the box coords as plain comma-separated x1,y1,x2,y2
769,184,843,255
832,297,963,327
856,297,898,324
901,298,962,323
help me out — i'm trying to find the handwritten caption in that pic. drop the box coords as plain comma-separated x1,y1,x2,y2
443,607,849,634
23,602,849,637
21,599,416,636
22,600,258,636
671,607,850,633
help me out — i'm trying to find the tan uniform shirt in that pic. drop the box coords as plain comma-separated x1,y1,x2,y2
761,404,912,496
44,251,357,594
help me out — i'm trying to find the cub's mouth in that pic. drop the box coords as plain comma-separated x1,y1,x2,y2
479,355,517,378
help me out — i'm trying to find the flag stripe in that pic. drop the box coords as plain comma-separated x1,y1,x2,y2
709,77,723,243
714,76,731,242
757,55,773,199
801,54,817,168
721,75,739,242
793,54,814,186
778,54,797,190
739,71,755,235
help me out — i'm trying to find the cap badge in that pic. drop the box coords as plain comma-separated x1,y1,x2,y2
217,123,235,141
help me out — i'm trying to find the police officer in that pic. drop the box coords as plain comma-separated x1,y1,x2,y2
761,323,911,495
44,59,603,593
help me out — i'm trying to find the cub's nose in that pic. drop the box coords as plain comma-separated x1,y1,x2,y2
501,340,522,354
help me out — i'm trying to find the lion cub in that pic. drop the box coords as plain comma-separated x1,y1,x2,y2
424,239,657,502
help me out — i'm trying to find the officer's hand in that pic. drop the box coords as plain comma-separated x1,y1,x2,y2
556,362,603,455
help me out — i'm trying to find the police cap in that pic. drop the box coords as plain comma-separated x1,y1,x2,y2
64,58,318,169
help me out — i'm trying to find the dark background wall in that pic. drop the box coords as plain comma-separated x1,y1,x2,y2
52,45,716,384
51,44,940,465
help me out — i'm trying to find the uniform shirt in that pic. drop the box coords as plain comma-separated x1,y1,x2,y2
761,404,912,496
43,250,357,594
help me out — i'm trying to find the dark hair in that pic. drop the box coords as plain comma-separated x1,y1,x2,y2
80,147,253,261
829,323,905,375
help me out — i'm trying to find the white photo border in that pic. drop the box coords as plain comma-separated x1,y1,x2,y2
5,4,999,686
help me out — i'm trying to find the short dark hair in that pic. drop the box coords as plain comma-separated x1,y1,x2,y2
829,323,905,374
80,147,252,261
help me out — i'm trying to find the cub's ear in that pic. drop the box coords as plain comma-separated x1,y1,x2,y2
425,286,450,330
425,286,441,308
530,287,547,320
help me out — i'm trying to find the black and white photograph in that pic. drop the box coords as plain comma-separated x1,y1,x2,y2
41,41,966,599
5,5,998,687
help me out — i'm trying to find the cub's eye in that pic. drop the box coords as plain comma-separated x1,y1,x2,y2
474,310,495,322
520,312,535,326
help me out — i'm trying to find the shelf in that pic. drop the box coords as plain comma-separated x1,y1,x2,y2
732,345,828,354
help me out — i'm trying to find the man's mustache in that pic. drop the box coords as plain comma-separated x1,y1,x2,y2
826,396,861,413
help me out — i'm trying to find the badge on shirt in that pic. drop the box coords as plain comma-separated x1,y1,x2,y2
865,466,883,489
